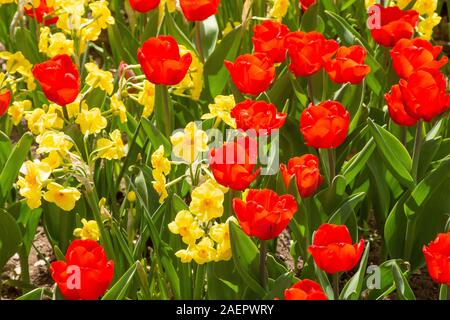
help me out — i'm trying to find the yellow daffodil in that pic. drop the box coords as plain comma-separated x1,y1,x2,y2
75,107,107,135
110,95,127,123
170,122,208,163
201,95,236,128
8,100,32,126
192,237,216,264
36,131,73,156
210,217,236,261
418,13,441,40
42,151,62,170
414,0,437,16
43,182,81,211
74,218,100,241
168,210,205,245
39,27,74,57
270,0,289,21
175,248,194,263
173,46,203,100
96,129,126,160
17,160,52,209
85,62,114,95
25,107,64,135
137,80,155,117
0,51,33,76
189,179,225,222
151,145,171,175
152,169,169,203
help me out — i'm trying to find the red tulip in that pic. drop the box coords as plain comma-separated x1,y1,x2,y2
325,45,371,84
390,38,448,79
0,90,11,117
284,279,328,300
32,54,80,106
300,101,350,149
252,20,290,63
280,155,323,198
231,100,287,135
179,0,221,21
399,70,449,122
138,35,192,86
285,31,339,77
385,84,418,126
309,224,364,274
232,189,298,240
128,0,160,13
50,240,114,300
423,232,450,286
24,0,58,25
209,137,261,190
224,53,276,95
368,5,419,47
299,0,316,12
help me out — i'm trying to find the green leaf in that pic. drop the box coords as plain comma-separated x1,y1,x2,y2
0,130,12,168
365,259,408,300
313,263,334,300
392,261,415,300
0,133,33,205
0,209,22,271
328,192,366,225
14,28,41,63
140,116,172,156
102,262,138,300
200,15,219,59
263,272,293,300
341,138,375,185
340,242,370,300
368,119,414,188
16,288,45,300
439,284,448,300
229,222,266,296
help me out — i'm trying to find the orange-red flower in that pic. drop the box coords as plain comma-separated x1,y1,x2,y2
399,70,449,122
368,5,419,47
309,224,365,274
390,38,448,79
128,0,160,13
138,35,192,86
50,240,114,300
252,20,290,63
231,100,286,135
24,0,58,25
284,279,328,300
300,101,350,149
423,232,450,286
299,0,316,12
385,84,418,126
232,189,298,240
325,45,371,84
179,0,221,21
224,53,276,95
280,155,323,198
0,90,11,117
285,31,339,77
32,54,80,106
209,137,261,190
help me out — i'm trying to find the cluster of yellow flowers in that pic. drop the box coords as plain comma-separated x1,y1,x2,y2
151,145,171,203
0,51,35,95
169,179,235,264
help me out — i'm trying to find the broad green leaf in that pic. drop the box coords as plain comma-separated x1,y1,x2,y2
314,263,334,300
0,209,22,271
328,192,366,225
0,130,12,168
200,15,219,59
140,116,172,155
341,138,375,184
340,242,370,300
366,259,409,300
392,261,416,300
263,272,293,300
17,288,45,300
0,132,33,205
102,262,137,300
368,119,414,188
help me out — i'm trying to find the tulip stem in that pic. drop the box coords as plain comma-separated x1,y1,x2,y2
260,240,268,290
332,272,340,300
327,148,336,185
411,120,423,183
160,84,173,137
195,22,205,63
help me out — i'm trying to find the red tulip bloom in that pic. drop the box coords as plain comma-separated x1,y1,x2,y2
399,70,449,122
299,0,316,12
128,0,160,13
252,20,290,63
32,54,80,106
309,224,365,274
423,232,450,286
224,53,276,95
231,100,287,135
284,279,328,300
300,101,350,149
179,0,221,21
285,31,339,77
209,137,261,190
138,35,192,85
368,5,419,47
50,240,114,300
0,90,11,117
385,84,418,126
390,38,448,79
325,45,371,84
232,189,298,240
280,155,323,198
24,0,58,25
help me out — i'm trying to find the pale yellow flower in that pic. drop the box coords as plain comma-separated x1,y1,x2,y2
418,14,441,40
189,179,225,222
85,62,114,94
25,107,64,135
270,0,289,21
43,182,81,211
8,100,32,126
168,210,205,245
202,95,236,128
36,131,73,156
152,169,169,203
110,95,127,123
170,122,208,163
74,219,100,241
75,107,107,135
414,0,437,16
39,27,74,57
17,160,52,209
96,129,126,160
137,80,155,117
151,145,171,175
173,46,203,100
192,237,216,264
